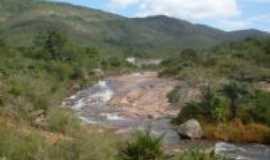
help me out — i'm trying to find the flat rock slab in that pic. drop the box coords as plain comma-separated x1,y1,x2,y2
108,72,179,119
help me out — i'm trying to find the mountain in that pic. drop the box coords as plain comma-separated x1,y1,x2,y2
0,0,269,57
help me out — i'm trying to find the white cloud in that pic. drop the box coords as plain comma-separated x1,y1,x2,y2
109,0,240,21
108,0,270,31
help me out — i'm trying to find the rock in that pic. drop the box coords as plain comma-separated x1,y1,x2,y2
92,68,104,77
30,110,47,128
33,115,47,128
177,119,203,139
30,109,45,118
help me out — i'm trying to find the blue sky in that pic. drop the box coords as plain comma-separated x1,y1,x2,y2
53,0,270,32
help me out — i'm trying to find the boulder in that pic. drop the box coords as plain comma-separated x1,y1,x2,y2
177,119,203,139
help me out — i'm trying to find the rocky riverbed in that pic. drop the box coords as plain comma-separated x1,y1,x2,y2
63,72,270,160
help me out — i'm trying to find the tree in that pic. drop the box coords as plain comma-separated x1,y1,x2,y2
32,30,69,61
44,30,67,61
264,38,270,54
180,48,198,61
221,81,249,120
0,39,6,47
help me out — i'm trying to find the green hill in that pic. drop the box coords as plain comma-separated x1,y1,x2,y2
0,0,269,57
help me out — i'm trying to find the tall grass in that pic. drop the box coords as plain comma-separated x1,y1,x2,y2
119,130,164,160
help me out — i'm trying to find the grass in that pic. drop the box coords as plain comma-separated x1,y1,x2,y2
118,130,164,160
47,108,80,134
0,114,120,160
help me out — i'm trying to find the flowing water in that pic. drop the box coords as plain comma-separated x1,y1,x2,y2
64,76,180,145
63,73,270,159
215,142,270,160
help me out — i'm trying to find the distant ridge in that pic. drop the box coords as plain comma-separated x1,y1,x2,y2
0,0,269,56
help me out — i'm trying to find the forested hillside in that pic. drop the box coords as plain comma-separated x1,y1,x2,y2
0,0,269,57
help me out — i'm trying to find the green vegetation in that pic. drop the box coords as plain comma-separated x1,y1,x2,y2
0,0,270,158
163,38,270,144
0,28,135,121
249,90,270,126
47,108,80,134
0,28,137,159
0,0,269,57
0,115,119,160
172,86,230,124
118,130,164,160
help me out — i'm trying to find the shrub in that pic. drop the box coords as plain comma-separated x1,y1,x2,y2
248,90,270,126
0,116,120,160
220,81,250,120
48,130,119,160
119,130,164,160
47,108,80,134
204,120,270,144
173,87,229,124
167,86,182,105
0,126,47,160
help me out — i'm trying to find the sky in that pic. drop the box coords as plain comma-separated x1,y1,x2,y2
53,0,270,32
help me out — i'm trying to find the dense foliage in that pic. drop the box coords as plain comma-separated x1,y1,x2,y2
0,29,139,160
164,38,270,143
160,38,270,82
1,0,269,58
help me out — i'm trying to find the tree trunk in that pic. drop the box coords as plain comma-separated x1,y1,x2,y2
230,99,237,120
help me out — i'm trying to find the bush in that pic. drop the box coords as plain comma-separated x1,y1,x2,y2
0,116,120,160
220,81,250,120
248,90,270,126
204,120,270,144
173,87,229,124
48,130,119,160
119,130,164,160
167,86,182,105
0,126,47,160
47,108,80,134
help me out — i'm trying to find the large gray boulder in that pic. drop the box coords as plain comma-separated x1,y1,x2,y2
177,119,203,139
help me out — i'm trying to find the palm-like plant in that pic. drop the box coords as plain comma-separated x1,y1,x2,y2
119,130,164,160
221,81,249,120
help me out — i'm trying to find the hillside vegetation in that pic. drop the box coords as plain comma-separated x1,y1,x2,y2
161,38,270,143
0,0,269,57
0,27,140,159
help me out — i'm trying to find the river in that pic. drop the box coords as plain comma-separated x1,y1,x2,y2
63,72,270,160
